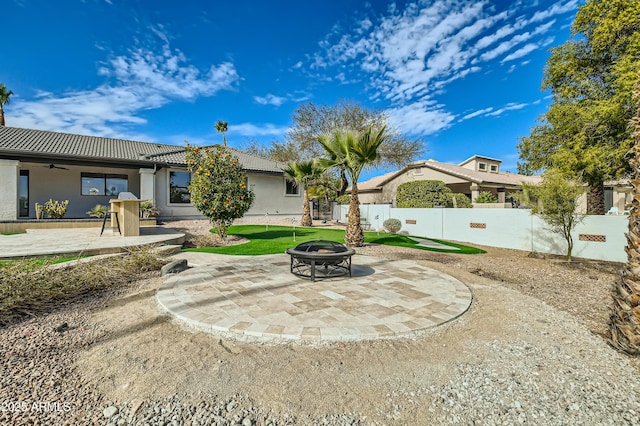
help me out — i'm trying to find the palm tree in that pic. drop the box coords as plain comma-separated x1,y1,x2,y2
215,120,228,146
0,83,14,126
318,126,389,246
610,79,640,355
283,160,324,227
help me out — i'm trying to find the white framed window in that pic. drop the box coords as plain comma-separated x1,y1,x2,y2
478,162,487,172
285,180,300,196
490,164,498,173
413,167,422,175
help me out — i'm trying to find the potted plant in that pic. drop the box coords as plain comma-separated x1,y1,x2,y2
139,201,160,218
35,203,45,219
86,204,109,218
43,199,69,219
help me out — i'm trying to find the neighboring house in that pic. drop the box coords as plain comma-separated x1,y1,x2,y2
356,155,633,214
0,126,302,220
356,155,542,207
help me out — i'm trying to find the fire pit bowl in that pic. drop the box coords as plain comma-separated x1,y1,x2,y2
286,240,356,282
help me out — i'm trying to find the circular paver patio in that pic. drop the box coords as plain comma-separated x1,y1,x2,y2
157,253,472,343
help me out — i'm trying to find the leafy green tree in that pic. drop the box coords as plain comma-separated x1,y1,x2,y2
283,160,324,227
185,145,254,240
610,74,640,355
522,169,584,261
0,83,14,127
215,120,228,146
452,193,472,208
518,0,640,214
318,126,390,246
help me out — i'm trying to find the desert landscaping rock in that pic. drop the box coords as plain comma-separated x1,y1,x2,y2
1,219,638,425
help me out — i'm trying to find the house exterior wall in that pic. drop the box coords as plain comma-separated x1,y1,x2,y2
378,167,470,205
17,162,141,219
0,160,20,220
154,168,302,219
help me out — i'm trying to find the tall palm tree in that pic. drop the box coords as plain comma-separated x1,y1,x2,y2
215,120,228,146
610,79,640,355
318,126,389,246
0,83,14,127
283,160,324,227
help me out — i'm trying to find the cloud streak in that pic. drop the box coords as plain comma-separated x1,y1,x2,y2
11,31,239,139
312,0,578,136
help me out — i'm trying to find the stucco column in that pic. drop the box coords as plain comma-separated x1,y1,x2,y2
497,188,506,204
470,184,480,203
0,159,20,220
139,168,156,205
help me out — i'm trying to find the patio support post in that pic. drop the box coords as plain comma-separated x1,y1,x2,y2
139,168,156,206
470,184,480,203
497,188,506,204
0,159,19,220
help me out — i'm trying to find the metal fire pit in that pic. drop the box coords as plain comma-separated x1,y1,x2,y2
286,240,355,282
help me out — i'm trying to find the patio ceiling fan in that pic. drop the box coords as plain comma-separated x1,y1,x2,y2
41,163,70,170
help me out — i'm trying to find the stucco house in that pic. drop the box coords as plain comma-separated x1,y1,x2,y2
0,126,302,221
355,155,541,206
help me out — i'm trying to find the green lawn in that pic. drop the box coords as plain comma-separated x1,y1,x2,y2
184,225,485,255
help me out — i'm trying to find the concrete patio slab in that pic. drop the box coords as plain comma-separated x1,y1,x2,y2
0,226,185,259
158,252,472,343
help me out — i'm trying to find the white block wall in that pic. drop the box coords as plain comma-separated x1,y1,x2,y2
340,204,628,263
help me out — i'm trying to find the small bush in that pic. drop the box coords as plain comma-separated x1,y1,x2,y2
383,218,402,233
335,194,350,204
474,191,497,203
87,204,109,218
43,199,69,218
452,193,473,208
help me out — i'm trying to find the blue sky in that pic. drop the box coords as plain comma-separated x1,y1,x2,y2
3,0,580,181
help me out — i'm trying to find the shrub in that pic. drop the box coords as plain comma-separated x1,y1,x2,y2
140,201,160,218
396,180,452,208
452,193,472,208
186,145,255,240
87,204,109,218
474,191,497,203
335,194,350,204
383,218,402,233
43,199,69,218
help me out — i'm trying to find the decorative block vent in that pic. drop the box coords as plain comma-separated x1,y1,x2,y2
579,234,606,243
470,223,486,229
405,219,417,225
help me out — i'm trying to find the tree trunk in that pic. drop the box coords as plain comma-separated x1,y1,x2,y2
301,189,313,227
587,184,605,215
345,184,364,247
610,80,640,355
0,107,5,126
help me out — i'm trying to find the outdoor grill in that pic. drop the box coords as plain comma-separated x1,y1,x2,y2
286,240,355,282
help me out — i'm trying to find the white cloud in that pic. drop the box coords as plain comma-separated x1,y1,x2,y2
386,101,456,135
253,93,287,106
10,32,239,138
460,107,494,121
309,0,576,136
485,102,528,116
231,122,289,138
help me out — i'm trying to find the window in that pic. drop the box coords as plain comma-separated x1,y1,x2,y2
170,171,191,203
490,164,498,173
82,173,128,196
414,167,422,175
478,163,487,172
285,180,299,196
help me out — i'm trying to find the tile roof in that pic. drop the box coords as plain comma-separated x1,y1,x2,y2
357,159,541,190
0,126,285,174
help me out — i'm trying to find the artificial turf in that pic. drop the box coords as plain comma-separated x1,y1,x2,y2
184,225,485,255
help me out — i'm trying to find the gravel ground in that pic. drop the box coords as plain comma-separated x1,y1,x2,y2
1,219,639,425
